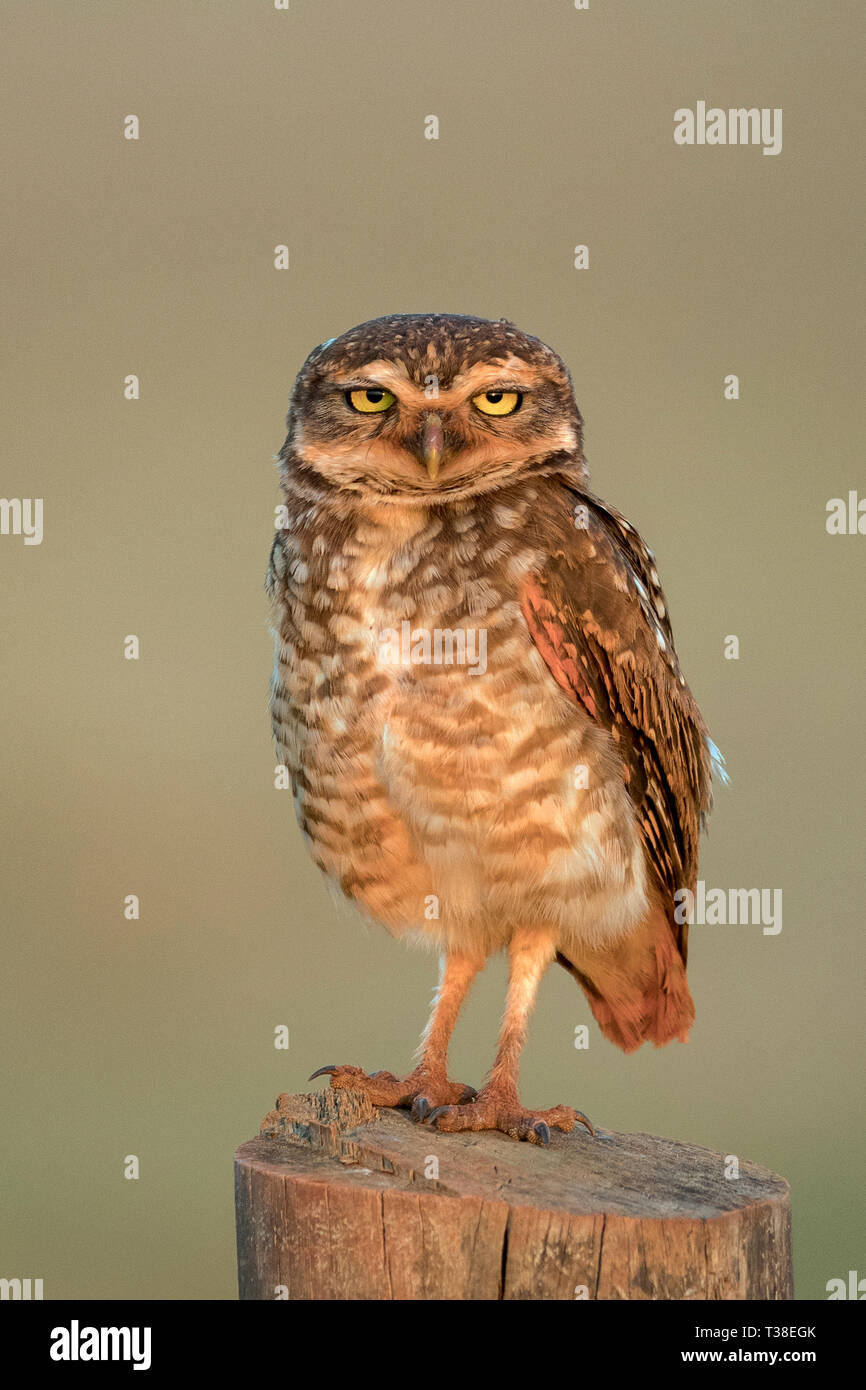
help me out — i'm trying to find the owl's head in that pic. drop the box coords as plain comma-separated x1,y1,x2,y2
279,313,587,501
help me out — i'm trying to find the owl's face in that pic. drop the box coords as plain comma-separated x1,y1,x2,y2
280,314,586,501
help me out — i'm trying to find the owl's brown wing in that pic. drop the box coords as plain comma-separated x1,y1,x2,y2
521,485,716,963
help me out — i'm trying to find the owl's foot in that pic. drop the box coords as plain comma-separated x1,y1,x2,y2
425,1085,595,1146
308,1063,476,1118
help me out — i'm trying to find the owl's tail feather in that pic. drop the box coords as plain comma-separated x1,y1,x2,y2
556,903,694,1054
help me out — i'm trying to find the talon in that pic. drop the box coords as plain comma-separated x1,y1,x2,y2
412,1096,430,1122
426,1106,449,1128
308,1065,338,1081
531,1120,551,1147
575,1111,595,1137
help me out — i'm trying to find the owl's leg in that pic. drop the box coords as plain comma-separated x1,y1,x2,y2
308,950,483,1117
427,929,594,1146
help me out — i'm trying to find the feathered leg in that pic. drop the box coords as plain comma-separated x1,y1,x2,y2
309,950,483,1118
428,929,594,1145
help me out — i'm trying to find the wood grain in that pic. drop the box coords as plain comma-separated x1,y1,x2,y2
234,1090,793,1300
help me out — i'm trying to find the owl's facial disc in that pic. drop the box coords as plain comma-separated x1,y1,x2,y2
289,344,580,499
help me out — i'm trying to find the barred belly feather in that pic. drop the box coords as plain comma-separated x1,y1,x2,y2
268,482,648,958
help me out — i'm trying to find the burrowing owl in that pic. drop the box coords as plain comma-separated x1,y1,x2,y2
267,313,723,1145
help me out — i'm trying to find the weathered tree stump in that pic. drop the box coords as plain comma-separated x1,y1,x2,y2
234,1090,792,1300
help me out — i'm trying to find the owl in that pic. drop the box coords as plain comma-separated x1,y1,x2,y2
267,313,724,1145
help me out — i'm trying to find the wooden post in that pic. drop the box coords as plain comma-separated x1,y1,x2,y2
234,1089,793,1300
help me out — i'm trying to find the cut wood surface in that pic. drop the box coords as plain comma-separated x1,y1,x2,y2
234,1089,793,1300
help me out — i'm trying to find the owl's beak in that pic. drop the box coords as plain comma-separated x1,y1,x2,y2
420,412,444,480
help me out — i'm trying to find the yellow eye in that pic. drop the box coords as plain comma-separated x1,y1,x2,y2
347,387,396,413
472,389,522,417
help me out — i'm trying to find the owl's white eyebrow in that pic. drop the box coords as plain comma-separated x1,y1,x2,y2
329,379,392,391
326,378,535,401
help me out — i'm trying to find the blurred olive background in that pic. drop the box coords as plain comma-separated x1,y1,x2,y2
2,0,863,1300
